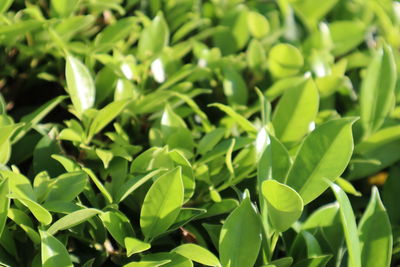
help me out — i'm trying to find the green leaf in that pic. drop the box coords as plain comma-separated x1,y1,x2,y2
124,260,171,267
213,5,249,55
46,171,88,203
0,179,9,236
1,171,36,201
0,123,24,147
16,197,52,225
286,118,357,204
291,255,332,267
262,180,303,232
219,197,262,267
272,77,319,146
331,183,361,267
40,230,73,267
48,208,101,235
95,17,136,47
335,177,361,196
8,208,40,245
138,12,169,59
247,39,266,70
197,128,225,156
222,65,248,106
292,0,339,30
141,252,192,267
99,210,135,248
247,11,270,39
125,237,151,257
330,21,366,56
358,187,392,267
209,103,256,134
360,44,397,136
51,0,78,17
269,44,304,78
65,54,95,116
0,0,13,13
172,243,221,266
140,167,184,241
13,96,67,142
87,99,131,141
302,203,343,255
83,167,113,204
115,169,164,203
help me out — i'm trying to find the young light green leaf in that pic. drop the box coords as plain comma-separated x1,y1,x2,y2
0,0,13,13
330,21,366,56
360,44,397,136
115,169,164,203
331,183,361,267
51,0,78,17
286,118,357,204
48,208,102,235
247,11,270,39
40,230,73,267
358,187,392,267
262,180,303,232
292,0,339,30
335,177,361,197
125,237,151,257
269,44,304,78
0,179,9,236
87,99,131,141
172,243,221,266
272,78,319,146
219,197,262,267
140,167,184,241
17,197,52,225
65,54,95,116
138,12,169,59
197,128,225,156
209,103,256,134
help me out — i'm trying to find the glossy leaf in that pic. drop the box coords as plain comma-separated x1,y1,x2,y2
286,118,356,204
172,244,220,266
48,208,101,235
125,237,151,256
140,167,184,240
65,54,95,116
331,184,361,267
272,77,319,145
219,197,262,267
358,187,392,267
360,44,397,136
40,230,73,267
262,180,303,232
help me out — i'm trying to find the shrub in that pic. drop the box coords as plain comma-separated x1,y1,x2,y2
0,0,399,266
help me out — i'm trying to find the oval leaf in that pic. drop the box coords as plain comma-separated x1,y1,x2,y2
219,197,262,267
262,180,303,232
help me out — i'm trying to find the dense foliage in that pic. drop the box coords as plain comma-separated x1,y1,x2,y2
0,0,400,266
